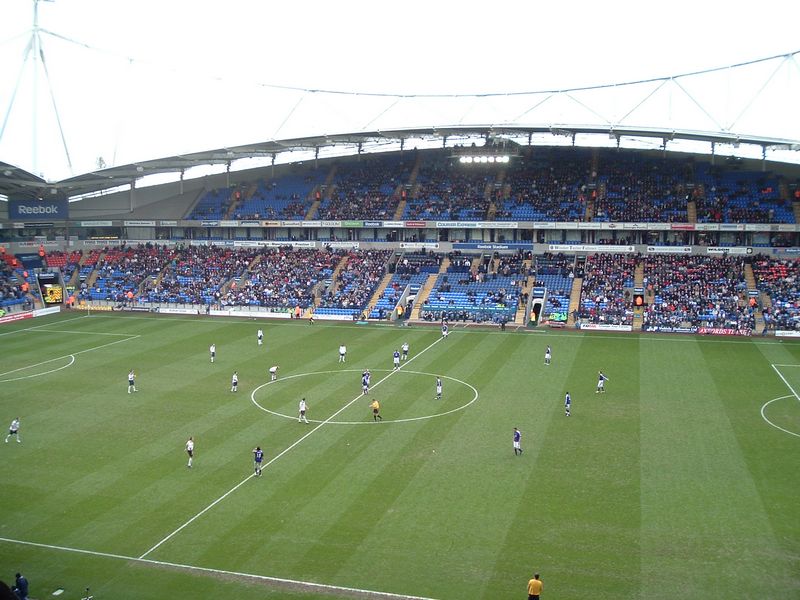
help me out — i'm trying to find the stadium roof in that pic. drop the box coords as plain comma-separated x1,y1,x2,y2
1,1,799,200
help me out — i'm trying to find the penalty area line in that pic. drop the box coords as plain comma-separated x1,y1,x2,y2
141,336,444,560
0,335,139,379
0,536,438,600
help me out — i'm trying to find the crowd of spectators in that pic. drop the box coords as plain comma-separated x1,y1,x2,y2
404,157,492,220
142,246,256,305
594,153,690,222
84,244,178,302
642,255,753,331
395,251,441,275
694,164,792,224
318,249,392,312
45,250,82,283
234,175,317,221
499,148,594,221
317,157,406,220
0,258,28,309
219,248,341,308
752,256,800,331
577,253,636,325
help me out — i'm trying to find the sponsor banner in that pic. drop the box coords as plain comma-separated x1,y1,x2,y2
745,224,764,232
534,221,557,229
719,223,745,231
643,326,697,334
778,224,797,232
210,309,292,319
314,313,356,321
280,220,304,227
319,220,342,228
158,307,200,315
231,240,272,248
326,241,360,249
780,247,800,254
482,221,518,229
649,223,671,230
647,246,692,254
0,312,33,324
220,220,239,227
8,196,69,221
81,220,113,227
33,306,61,317
363,221,382,228
12,223,25,229
124,220,156,227
302,221,322,228
548,244,635,253
404,221,426,228
670,223,695,231
239,220,261,227
577,222,602,229
399,242,439,249
775,330,800,338
697,327,751,336
201,220,220,227
263,220,282,227
578,323,633,332
382,221,404,228
622,223,650,230
342,220,364,228
159,220,178,227
694,223,719,231
78,303,114,311
603,222,620,230
706,247,753,255
453,242,531,251
17,240,60,248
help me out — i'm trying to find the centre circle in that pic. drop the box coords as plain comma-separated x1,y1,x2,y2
250,369,479,425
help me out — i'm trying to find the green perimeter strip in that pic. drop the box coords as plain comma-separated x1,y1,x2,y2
0,537,438,600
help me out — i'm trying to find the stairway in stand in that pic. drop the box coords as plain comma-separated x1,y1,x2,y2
513,259,534,326
305,166,338,220
687,200,697,223
744,263,765,335
394,152,423,220
84,250,106,289
565,277,583,328
364,273,395,319
409,273,438,320
632,260,645,331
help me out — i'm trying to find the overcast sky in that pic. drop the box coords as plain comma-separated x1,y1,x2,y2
1,0,798,181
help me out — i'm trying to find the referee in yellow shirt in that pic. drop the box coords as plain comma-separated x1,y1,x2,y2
369,399,382,421
527,573,542,599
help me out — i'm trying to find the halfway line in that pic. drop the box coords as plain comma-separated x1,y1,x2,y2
771,364,800,404
138,335,443,559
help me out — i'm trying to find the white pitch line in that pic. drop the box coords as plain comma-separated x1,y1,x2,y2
139,335,444,560
0,335,139,379
0,355,75,383
760,396,800,438
251,369,479,425
0,314,91,337
0,536,438,600
770,364,800,404
18,328,135,336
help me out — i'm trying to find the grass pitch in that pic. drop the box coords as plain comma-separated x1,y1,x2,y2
1,312,798,599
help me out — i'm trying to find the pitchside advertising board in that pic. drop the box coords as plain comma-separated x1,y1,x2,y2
8,195,69,221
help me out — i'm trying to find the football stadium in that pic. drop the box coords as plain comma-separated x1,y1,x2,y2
1,2,799,599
